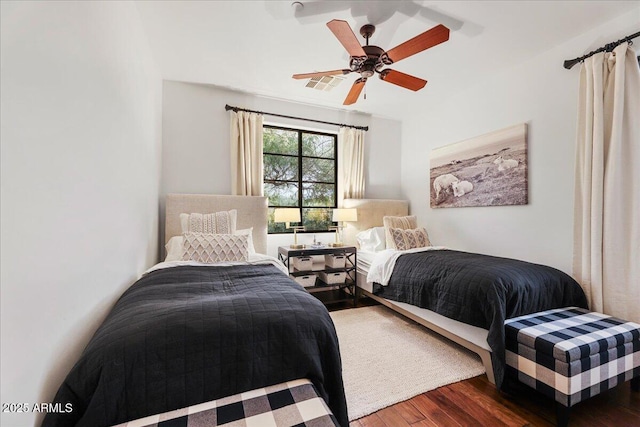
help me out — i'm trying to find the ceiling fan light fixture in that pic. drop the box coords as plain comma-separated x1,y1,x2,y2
360,63,375,78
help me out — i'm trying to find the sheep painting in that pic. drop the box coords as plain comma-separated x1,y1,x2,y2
429,123,528,208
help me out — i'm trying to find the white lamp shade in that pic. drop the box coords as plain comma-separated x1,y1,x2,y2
332,208,357,222
274,208,301,223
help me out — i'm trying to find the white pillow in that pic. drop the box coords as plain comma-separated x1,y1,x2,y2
165,228,256,261
389,227,431,251
165,236,184,262
180,210,237,234
182,233,249,263
383,215,418,249
356,227,386,252
235,227,256,255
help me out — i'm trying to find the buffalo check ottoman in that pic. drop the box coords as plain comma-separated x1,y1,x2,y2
505,307,640,427
111,379,339,427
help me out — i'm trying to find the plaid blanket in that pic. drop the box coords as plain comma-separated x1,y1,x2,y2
111,379,339,427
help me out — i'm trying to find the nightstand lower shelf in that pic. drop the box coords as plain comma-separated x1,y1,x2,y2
308,287,356,306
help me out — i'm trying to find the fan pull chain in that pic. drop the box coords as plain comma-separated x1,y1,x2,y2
364,86,367,100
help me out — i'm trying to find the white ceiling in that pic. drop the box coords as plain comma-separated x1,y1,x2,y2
135,1,638,120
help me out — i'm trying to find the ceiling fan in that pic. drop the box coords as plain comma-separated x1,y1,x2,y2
293,20,450,105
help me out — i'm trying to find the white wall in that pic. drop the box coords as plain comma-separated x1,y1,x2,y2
161,81,402,257
399,8,640,275
0,2,162,426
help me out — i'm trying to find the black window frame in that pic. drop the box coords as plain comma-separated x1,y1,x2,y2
263,124,338,234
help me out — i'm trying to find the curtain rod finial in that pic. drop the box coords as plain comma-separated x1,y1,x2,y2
563,58,581,70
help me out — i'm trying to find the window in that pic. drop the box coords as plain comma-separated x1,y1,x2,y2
263,125,337,233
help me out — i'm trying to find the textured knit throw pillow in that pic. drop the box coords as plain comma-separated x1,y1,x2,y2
383,215,418,249
180,210,237,234
181,233,248,263
389,227,431,251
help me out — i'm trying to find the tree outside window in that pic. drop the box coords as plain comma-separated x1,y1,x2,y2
263,126,337,233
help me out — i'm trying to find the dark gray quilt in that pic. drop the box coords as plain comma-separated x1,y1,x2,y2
42,264,348,427
375,250,588,388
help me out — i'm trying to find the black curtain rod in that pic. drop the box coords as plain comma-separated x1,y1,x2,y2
224,104,368,131
563,31,640,70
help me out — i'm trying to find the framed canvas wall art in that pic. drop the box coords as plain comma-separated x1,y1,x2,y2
430,123,528,208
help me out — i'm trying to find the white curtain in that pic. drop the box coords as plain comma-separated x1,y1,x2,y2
573,42,640,322
337,127,366,206
230,111,264,196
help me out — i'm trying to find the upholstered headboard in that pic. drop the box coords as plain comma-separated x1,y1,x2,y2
165,194,268,254
342,198,409,247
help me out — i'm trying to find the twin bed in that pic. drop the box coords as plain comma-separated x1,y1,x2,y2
43,195,347,427
44,194,588,427
342,198,587,387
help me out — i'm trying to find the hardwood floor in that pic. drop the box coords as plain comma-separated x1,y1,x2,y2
327,300,639,427
350,375,640,427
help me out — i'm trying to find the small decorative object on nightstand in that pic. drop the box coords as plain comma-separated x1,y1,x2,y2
274,208,305,249
278,245,357,307
328,208,357,247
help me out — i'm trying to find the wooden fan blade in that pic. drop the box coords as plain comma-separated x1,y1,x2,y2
327,20,367,58
344,79,366,105
384,24,449,63
379,69,427,91
292,69,352,80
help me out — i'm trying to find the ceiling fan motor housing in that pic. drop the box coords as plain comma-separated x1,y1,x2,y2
350,45,385,78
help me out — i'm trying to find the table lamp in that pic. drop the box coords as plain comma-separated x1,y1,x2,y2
329,208,357,247
274,208,305,249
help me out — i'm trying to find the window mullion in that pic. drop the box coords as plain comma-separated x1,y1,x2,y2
263,152,299,158
333,134,338,209
298,130,303,218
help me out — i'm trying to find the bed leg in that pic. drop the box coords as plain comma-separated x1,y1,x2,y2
479,351,495,385
631,376,639,392
556,403,570,427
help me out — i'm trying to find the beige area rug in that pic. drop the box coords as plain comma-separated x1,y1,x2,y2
330,305,486,421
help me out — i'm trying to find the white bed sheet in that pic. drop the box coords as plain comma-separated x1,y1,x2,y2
356,249,377,275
